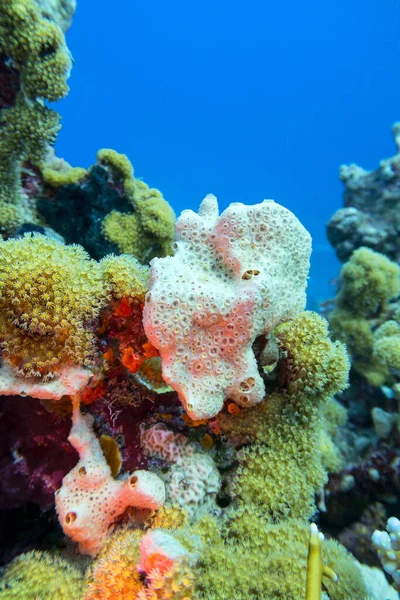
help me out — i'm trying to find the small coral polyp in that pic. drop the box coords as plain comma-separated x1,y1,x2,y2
0,233,106,380
143,194,311,420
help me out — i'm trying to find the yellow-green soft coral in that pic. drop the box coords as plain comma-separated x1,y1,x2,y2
0,233,107,379
0,234,150,379
0,551,85,600
329,247,400,387
0,0,71,232
182,312,368,599
101,253,150,302
335,247,400,317
98,149,176,263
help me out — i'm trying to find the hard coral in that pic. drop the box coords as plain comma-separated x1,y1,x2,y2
0,234,107,379
0,550,85,599
144,194,311,420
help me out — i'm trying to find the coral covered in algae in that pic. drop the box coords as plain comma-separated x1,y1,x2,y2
99,149,176,263
0,0,72,232
0,550,85,599
329,247,400,388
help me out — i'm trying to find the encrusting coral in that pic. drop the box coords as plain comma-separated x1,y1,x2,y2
98,148,176,263
144,193,312,420
0,550,85,599
0,0,72,232
327,122,400,263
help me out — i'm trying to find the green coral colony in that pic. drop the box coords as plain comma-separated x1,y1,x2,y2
0,1,399,600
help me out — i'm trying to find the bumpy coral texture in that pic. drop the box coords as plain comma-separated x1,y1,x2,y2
34,0,76,32
143,194,311,419
98,149,176,263
0,234,107,379
0,0,71,231
56,404,166,555
84,513,194,600
0,550,85,599
329,247,400,387
184,312,367,599
217,312,349,522
142,423,221,518
101,253,150,302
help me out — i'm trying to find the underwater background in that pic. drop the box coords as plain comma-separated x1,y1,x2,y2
2,0,400,599
56,0,400,302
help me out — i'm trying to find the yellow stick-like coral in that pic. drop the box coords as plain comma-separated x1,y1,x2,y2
306,523,338,600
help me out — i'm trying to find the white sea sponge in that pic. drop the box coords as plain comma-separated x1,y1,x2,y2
143,194,311,419
141,423,221,519
55,406,165,556
140,423,192,463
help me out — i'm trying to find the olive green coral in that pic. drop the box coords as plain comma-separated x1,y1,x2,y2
329,247,400,387
101,253,150,302
0,551,85,600
98,149,176,263
335,247,400,317
0,234,107,379
0,0,72,232
0,0,72,101
185,311,365,599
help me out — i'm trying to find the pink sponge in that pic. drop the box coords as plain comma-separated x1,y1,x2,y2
143,194,311,419
55,403,165,555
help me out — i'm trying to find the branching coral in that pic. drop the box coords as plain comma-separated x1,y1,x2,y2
0,550,85,599
0,0,72,232
372,516,400,591
98,149,176,262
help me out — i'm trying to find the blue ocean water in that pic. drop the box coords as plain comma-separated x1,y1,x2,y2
56,0,400,303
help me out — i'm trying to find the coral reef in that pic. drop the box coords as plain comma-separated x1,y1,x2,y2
0,234,107,380
144,193,311,419
37,150,176,263
55,400,165,555
329,246,400,388
327,123,400,263
373,516,400,591
142,423,221,518
0,0,71,233
0,550,85,599
0,2,394,592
